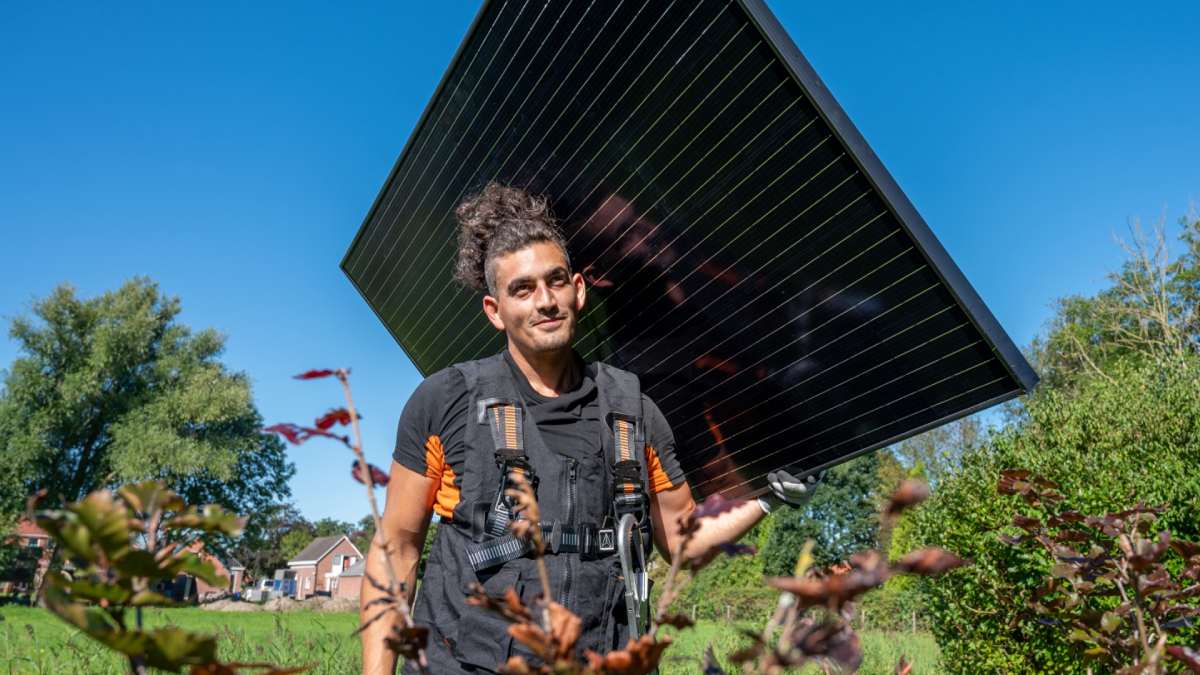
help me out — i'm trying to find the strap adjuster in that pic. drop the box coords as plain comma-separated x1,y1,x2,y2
597,528,615,553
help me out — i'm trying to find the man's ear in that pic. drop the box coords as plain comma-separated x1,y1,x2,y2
482,294,505,331
571,271,586,312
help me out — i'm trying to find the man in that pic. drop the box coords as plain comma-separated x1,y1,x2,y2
361,182,816,674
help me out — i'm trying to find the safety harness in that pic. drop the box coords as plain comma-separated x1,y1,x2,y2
464,401,651,573
450,356,654,648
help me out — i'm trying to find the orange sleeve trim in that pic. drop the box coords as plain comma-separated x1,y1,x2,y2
645,445,675,493
424,435,459,521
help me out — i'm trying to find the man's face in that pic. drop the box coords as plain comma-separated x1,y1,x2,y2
483,241,586,355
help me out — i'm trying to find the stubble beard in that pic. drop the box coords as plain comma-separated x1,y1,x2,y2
526,313,575,354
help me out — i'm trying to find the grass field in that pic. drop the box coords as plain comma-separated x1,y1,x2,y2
0,606,939,673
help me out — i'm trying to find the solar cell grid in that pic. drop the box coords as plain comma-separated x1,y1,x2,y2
342,0,1038,498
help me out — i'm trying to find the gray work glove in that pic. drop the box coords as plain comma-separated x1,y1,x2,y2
758,469,823,513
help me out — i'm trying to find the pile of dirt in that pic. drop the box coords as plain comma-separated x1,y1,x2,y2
310,596,359,613
199,596,358,613
261,597,305,612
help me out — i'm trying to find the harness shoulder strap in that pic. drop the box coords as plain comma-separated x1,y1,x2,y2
594,363,650,525
453,355,537,538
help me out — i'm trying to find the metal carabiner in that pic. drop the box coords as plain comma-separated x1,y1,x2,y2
616,512,648,644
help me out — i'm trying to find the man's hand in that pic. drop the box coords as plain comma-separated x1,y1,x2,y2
759,469,823,513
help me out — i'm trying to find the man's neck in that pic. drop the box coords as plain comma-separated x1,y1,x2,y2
506,342,579,397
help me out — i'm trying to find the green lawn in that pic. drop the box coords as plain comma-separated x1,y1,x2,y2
0,606,939,674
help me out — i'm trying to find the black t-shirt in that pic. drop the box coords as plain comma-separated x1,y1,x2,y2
393,352,686,521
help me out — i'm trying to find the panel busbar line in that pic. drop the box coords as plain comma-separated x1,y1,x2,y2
341,0,1038,499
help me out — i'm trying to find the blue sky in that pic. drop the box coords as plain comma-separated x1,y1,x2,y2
2,1,1197,523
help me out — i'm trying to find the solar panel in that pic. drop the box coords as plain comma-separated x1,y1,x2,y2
341,0,1038,499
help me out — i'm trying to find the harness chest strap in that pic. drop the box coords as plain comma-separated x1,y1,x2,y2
465,522,618,572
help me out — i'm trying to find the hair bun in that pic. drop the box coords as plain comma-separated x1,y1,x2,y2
453,182,566,293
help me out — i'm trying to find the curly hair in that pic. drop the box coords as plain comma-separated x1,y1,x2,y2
453,181,570,294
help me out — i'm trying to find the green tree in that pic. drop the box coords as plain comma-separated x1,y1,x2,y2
312,517,354,538
761,451,882,575
1029,211,1200,388
352,514,376,557
890,416,982,490
230,502,309,578
280,527,314,562
0,279,293,537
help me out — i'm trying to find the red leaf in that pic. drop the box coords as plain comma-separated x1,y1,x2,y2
1166,645,1200,672
885,480,929,516
351,462,389,487
584,635,671,675
1012,514,1042,532
293,369,338,380
1170,539,1200,559
766,568,889,610
264,423,350,447
893,548,968,575
997,469,1032,495
262,423,306,444
789,620,863,670
383,625,429,660
315,408,354,430
656,613,694,629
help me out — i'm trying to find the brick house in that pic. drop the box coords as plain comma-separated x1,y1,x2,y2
160,541,246,603
1,520,53,595
287,535,362,600
333,559,365,600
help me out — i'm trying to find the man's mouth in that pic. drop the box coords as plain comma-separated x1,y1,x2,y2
533,317,565,328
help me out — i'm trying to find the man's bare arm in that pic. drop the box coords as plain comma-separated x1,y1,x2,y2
649,482,765,563
361,460,436,675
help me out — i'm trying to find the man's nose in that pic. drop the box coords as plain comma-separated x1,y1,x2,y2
533,283,556,310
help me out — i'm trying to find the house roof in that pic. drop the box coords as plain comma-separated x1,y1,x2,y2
288,535,361,565
14,520,48,537
342,560,365,577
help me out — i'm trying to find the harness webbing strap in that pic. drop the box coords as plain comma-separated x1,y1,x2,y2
480,401,534,538
485,403,523,455
612,416,637,495
465,522,616,572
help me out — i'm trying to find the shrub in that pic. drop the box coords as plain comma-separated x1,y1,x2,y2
995,470,1200,672
907,357,1200,673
